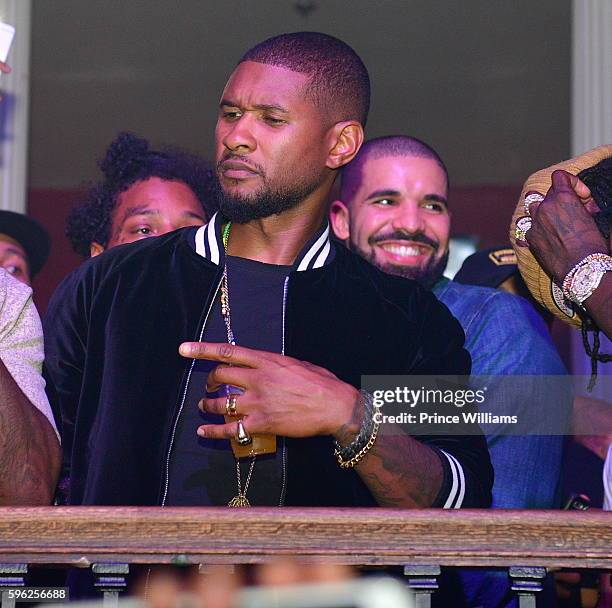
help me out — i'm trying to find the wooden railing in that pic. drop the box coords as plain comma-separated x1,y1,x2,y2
0,508,610,607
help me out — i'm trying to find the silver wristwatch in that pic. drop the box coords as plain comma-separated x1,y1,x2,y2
565,255,612,305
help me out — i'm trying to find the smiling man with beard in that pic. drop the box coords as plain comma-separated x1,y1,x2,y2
332,135,570,608
332,137,450,288
44,34,492,522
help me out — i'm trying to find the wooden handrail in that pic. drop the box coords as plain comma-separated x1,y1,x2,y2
0,507,610,569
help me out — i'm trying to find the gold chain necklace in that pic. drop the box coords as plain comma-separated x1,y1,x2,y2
221,222,256,508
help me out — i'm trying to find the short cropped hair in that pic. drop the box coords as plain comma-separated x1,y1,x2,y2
340,135,449,202
240,31,370,126
66,132,217,256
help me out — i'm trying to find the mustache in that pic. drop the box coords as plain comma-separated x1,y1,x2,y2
216,153,264,176
369,231,439,250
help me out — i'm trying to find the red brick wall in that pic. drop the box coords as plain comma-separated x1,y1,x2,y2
28,189,83,313
449,184,522,247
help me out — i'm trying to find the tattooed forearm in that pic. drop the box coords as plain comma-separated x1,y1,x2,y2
335,396,443,508
0,360,60,504
354,433,443,508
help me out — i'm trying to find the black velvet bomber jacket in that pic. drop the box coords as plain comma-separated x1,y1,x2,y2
43,215,493,509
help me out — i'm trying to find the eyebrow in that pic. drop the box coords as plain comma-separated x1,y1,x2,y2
365,189,401,200
424,193,448,206
0,246,27,260
219,99,290,114
365,189,448,206
121,206,206,222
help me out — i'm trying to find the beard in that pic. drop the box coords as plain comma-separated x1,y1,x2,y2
349,231,449,289
214,161,324,224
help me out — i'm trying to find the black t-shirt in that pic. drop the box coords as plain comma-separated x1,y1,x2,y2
165,255,291,506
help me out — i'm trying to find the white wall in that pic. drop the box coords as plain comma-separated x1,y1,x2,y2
0,0,30,212
570,0,612,395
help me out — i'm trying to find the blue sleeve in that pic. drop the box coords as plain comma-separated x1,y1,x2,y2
464,291,570,508
465,291,566,376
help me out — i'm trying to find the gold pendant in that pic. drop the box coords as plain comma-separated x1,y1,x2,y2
228,494,250,508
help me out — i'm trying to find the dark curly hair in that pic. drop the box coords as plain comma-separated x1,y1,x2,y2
66,132,218,256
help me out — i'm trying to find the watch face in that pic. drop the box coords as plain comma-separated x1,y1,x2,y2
572,265,602,299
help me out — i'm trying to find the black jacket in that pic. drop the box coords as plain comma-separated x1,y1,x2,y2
44,217,492,508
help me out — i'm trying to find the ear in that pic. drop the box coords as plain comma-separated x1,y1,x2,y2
325,121,364,170
90,242,105,257
329,199,351,241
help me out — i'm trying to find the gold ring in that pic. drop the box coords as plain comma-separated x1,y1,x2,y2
225,395,238,417
236,419,252,446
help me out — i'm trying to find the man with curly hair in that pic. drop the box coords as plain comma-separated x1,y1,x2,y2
65,132,218,257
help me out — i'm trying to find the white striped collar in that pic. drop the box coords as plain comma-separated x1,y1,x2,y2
193,211,334,271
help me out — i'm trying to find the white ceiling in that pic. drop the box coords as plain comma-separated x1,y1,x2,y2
28,0,571,188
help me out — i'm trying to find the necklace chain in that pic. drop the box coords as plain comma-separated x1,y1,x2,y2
221,222,256,507
220,223,236,345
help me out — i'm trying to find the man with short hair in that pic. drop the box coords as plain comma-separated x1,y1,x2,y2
44,33,492,512
335,136,451,289
332,135,569,607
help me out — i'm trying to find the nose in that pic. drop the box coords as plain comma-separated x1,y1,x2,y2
390,202,425,234
220,115,257,155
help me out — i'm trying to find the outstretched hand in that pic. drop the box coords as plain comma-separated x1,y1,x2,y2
179,341,359,441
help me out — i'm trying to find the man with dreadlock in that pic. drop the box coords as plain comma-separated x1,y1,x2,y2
522,153,612,608
526,164,611,339
512,146,612,388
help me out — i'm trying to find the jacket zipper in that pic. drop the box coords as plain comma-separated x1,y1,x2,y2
278,275,290,506
148,268,287,596
161,273,290,507
160,276,223,507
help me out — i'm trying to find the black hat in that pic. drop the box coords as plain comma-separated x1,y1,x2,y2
454,246,518,289
0,211,51,277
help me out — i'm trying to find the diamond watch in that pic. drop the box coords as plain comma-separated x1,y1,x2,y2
562,254,612,306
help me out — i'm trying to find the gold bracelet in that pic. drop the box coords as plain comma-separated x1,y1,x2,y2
334,418,380,468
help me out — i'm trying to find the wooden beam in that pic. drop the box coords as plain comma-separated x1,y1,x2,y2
0,507,609,569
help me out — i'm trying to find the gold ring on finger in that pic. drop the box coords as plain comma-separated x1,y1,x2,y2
225,394,238,417
236,419,252,446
